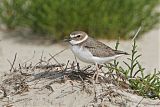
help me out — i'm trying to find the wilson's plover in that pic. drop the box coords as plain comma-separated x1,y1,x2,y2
65,31,128,82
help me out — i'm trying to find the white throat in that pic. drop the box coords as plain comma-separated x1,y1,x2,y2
69,35,88,45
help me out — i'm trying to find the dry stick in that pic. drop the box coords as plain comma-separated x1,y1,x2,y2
44,85,54,96
49,53,64,71
78,75,84,82
32,51,49,70
48,48,68,62
38,50,45,66
0,85,7,97
7,53,17,72
83,65,92,72
47,48,67,80
64,60,70,71
22,51,35,65
136,97,144,107
18,63,22,69
40,50,44,62
39,51,49,66
3,98,32,106
132,26,142,41
33,78,43,86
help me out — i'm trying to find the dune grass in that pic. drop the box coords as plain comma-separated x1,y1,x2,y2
0,0,159,40
105,27,160,99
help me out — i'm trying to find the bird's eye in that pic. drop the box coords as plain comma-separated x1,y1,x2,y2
77,35,81,37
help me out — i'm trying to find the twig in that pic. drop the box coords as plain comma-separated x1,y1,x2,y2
64,60,70,71
3,98,32,106
44,85,54,96
0,85,7,97
83,65,92,71
8,53,17,72
49,53,64,71
40,50,44,63
136,97,144,107
48,48,68,62
23,51,35,65
115,37,120,50
78,75,84,82
132,26,142,41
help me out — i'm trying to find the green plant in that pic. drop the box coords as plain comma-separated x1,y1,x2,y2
105,28,160,99
0,0,28,29
0,0,159,40
125,39,160,99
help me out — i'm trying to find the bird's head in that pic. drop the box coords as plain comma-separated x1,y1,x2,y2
64,31,88,45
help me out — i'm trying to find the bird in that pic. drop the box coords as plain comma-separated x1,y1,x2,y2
65,31,129,82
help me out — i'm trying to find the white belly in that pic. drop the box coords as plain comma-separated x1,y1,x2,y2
70,45,122,64
71,45,94,63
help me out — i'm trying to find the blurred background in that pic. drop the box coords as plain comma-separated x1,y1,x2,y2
0,0,159,41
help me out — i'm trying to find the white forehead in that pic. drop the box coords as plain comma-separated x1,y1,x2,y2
70,33,81,38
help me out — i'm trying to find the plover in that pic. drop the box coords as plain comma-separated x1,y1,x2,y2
65,31,128,82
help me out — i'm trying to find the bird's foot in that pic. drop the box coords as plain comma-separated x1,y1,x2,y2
91,74,100,84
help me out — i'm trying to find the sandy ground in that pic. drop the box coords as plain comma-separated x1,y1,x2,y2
0,27,159,107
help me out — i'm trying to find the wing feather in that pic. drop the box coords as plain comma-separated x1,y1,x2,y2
81,37,116,57
81,37,128,57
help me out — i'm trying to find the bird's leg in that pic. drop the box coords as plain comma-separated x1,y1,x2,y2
92,63,99,83
95,64,100,83
92,63,98,80
74,56,80,71
92,63,101,83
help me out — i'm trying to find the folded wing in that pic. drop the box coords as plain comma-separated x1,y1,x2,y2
82,37,128,57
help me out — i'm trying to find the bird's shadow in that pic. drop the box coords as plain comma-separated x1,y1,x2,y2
31,69,93,83
32,70,63,80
